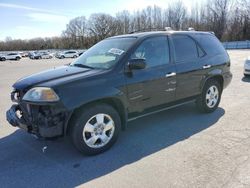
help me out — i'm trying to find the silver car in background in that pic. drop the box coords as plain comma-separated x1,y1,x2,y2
244,57,250,76
56,50,79,59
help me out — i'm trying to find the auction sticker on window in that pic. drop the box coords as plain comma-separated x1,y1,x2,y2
108,48,125,55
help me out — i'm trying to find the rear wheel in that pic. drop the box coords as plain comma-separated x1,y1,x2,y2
16,57,20,60
196,79,222,113
1,57,6,61
70,104,121,155
73,55,77,58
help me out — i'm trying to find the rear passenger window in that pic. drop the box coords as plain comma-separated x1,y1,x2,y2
131,36,170,68
172,35,198,62
195,34,225,55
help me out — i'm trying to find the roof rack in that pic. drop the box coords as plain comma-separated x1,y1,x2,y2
129,26,176,34
165,27,173,31
187,27,195,31
129,28,166,34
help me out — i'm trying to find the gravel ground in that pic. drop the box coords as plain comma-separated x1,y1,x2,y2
0,51,250,188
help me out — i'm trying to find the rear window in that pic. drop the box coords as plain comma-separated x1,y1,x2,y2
195,34,225,55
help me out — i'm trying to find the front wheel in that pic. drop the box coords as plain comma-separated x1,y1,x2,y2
196,79,222,113
70,104,121,155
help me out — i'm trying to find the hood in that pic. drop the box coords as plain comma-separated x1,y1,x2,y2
13,65,95,90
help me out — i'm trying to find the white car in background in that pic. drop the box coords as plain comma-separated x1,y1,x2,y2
57,50,79,59
40,52,53,59
244,57,250,77
0,52,22,61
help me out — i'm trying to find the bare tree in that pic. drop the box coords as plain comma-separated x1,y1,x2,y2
88,13,118,41
164,0,187,30
206,0,232,39
62,16,87,48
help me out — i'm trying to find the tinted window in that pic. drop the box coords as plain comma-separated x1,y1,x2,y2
131,36,170,68
195,34,225,55
172,35,198,62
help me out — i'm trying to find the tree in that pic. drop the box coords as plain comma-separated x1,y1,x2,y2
88,13,118,42
62,16,87,48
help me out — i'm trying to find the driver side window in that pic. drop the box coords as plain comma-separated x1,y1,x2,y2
131,36,170,68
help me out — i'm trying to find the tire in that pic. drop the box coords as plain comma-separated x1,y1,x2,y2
1,57,6,61
16,57,20,60
70,104,121,155
61,56,65,59
196,79,222,113
244,74,249,77
73,55,77,58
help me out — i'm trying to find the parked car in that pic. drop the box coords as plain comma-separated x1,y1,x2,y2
29,52,42,59
6,30,232,155
244,57,250,77
0,54,5,61
40,52,53,59
1,52,21,61
56,50,79,59
19,52,28,57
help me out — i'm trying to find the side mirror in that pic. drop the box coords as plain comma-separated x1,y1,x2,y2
128,58,146,70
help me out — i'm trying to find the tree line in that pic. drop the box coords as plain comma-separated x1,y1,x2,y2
1,0,250,51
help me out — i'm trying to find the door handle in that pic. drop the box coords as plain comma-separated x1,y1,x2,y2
165,72,176,78
203,64,211,69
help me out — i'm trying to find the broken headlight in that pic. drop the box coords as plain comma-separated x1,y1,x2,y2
23,87,59,102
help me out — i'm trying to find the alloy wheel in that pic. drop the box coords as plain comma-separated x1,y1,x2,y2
82,113,115,148
206,85,219,108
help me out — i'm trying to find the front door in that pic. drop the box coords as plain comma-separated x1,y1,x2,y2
125,36,176,113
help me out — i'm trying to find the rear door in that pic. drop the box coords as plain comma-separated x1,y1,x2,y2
65,51,71,58
171,34,205,100
125,36,176,113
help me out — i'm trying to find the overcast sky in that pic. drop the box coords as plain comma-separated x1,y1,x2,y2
0,0,201,40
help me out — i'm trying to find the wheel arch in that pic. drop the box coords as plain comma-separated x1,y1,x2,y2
201,74,224,92
65,97,127,135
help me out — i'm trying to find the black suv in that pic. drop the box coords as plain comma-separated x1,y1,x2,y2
6,31,232,155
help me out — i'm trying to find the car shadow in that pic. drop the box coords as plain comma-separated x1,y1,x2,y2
0,103,225,187
242,76,250,82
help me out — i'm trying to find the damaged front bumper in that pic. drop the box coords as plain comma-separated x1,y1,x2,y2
6,92,70,138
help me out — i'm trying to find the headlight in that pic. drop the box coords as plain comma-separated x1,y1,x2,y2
22,87,59,102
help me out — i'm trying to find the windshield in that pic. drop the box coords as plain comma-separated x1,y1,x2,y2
71,37,136,69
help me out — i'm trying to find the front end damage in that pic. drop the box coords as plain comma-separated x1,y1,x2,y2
6,89,70,138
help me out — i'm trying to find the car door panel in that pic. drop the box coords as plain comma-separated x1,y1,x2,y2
126,64,176,112
125,36,176,113
175,61,203,99
171,34,205,100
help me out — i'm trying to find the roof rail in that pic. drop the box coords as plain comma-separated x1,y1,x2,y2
187,27,195,31
129,28,167,34
165,27,173,31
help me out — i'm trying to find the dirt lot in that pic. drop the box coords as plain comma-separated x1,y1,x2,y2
0,51,250,188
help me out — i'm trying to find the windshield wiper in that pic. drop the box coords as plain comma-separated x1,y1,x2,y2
71,64,94,69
